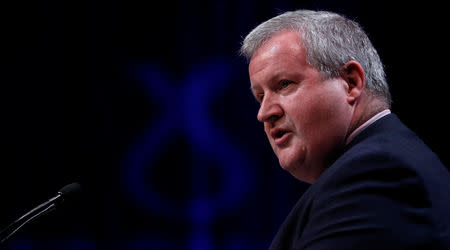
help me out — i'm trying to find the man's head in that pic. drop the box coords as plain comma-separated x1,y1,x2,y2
241,10,391,183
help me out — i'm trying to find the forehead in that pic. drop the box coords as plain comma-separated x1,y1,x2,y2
252,31,304,61
249,31,308,87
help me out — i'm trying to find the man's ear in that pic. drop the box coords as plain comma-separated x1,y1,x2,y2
342,60,365,105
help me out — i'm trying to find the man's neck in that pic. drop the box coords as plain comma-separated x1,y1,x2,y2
346,95,390,142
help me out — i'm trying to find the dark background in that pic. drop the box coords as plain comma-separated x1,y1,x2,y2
1,0,448,249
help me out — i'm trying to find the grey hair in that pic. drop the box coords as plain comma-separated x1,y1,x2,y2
240,10,391,106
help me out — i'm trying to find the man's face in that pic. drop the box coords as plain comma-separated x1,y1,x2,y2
249,31,354,183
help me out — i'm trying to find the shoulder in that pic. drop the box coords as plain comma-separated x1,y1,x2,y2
328,113,447,184
291,114,450,249
314,113,450,218
295,151,436,249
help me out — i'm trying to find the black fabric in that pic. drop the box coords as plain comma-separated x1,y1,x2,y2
269,114,450,250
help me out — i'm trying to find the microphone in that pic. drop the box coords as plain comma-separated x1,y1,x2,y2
0,182,82,245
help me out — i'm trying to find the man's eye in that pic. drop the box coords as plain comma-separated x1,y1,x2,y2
258,94,264,103
280,80,293,88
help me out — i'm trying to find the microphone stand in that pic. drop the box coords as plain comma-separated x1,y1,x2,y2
0,193,61,245
0,183,80,245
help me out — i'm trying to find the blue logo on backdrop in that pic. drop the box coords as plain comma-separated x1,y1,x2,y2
123,59,254,249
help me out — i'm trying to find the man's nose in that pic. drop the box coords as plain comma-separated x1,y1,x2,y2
257,95,283,123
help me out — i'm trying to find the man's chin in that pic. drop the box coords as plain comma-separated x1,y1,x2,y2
276,147,307,171
279,158,299,173
284,164,315,183
278,155,315,183
279,160,292,170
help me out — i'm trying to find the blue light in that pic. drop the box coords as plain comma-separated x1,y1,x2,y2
122,58,255,249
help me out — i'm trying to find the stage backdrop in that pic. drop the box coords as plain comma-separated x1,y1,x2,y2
1,0,448,249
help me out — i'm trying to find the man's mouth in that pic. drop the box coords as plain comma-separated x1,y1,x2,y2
271,128,291,146
276,130,287,138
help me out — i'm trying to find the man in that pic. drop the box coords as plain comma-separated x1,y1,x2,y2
240,10,450,249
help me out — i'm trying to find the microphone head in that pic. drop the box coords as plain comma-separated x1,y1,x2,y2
58,182,82,201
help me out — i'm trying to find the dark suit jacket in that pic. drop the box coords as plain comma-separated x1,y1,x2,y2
269,114,450,250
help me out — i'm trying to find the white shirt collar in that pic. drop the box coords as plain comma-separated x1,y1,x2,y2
345,109,391,145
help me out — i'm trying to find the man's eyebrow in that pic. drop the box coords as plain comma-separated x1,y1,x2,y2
249,71,286,91
248,70,288,94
